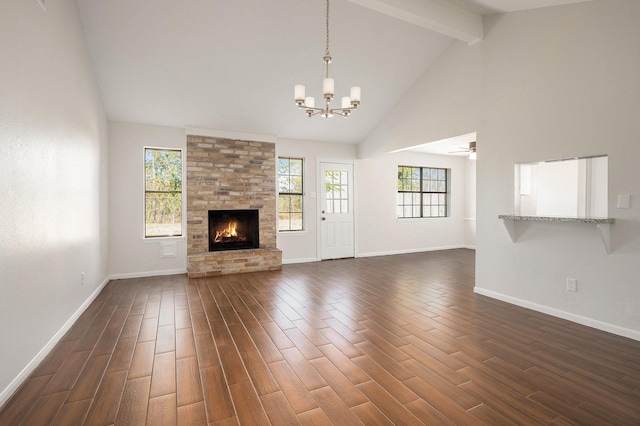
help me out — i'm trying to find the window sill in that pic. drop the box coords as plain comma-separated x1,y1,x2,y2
278,230,307,236
143,236,185,244
396,216,452,222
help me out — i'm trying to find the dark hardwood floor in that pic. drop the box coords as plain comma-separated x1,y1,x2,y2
1,249,639,425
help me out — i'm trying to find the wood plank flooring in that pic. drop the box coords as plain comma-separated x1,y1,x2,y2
2,249,640,425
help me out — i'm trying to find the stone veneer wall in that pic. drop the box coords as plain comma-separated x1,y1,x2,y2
186,135,281,277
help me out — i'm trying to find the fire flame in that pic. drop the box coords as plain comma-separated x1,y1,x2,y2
214,221,238,243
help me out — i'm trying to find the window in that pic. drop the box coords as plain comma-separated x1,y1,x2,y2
397,166,448,218
144,147,182,237
325,170,349,213
278,157,303,231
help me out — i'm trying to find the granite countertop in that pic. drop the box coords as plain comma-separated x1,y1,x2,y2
498,215,614,224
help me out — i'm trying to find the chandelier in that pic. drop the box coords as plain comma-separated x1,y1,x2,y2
294,0,361,118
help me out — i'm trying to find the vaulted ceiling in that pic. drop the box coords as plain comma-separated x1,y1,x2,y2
76,0,593,144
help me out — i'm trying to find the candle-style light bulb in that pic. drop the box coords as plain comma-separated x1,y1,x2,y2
323,78,334,96
350,86,361,106
294,85,306,104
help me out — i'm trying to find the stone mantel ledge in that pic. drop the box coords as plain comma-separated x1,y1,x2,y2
498,215,614,253
498,215,614,224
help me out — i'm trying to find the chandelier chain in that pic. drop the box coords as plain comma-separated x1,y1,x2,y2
325,0,330,56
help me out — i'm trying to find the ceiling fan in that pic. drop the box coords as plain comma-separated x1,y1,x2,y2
449,141,476,159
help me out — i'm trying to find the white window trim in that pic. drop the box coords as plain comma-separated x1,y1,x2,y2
143,146,186,240
397,165,450,219
277,156,305,233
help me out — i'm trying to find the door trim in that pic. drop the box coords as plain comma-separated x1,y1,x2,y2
316,159,356,260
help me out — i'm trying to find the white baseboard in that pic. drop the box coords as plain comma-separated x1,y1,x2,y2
356,245,466,258
0,276,111,408
474,287,640,342
282,247,474,263
282,257,320,265
463,244,476,250
109,268,187,280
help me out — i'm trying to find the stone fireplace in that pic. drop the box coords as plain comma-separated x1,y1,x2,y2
186,135,281,277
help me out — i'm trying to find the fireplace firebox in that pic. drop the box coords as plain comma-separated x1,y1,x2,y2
208,209,259,252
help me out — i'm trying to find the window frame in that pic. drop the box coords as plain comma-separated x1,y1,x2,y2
278,157,304,232
143,146,184,239
397,165,449,219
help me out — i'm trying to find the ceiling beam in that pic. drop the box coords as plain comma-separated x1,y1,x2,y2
347,0,483,45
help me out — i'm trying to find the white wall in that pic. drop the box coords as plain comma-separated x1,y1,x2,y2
0,0,109,404
477,0,640,338
358,0,640,339
536,160,580,217
276,138,357,263
276,140,471,262
463,157,476,248
589,157,608,217
356,151,467,256
108,122,187,277
107,130,370,268
358,37,482,159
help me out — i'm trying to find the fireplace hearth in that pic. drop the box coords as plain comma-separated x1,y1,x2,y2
209,209,259,252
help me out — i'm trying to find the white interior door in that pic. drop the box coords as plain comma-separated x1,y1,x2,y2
319,162,354,260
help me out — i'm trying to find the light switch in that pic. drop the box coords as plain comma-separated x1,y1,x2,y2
617,194,631,209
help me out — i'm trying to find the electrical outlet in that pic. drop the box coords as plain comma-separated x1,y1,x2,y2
81,272,86,285
566,278,577,292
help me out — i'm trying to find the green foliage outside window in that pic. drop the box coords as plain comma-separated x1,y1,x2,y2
278,157,303,231
145,148,182,237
